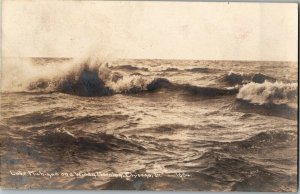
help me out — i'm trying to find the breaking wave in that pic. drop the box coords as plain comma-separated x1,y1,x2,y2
1,57,154,96
233,81,297,120
236,81,297,105
227,81,298,120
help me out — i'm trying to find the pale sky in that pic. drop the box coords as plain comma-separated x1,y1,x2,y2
2,1,298,61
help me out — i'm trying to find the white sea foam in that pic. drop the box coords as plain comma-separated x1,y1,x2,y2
237,81,297,105
1,56,153,95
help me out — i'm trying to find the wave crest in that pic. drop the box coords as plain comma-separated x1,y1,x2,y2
237,81,297,105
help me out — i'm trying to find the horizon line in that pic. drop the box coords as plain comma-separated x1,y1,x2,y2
2,56,298,63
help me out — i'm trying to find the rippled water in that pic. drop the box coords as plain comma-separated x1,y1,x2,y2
0,58,298,191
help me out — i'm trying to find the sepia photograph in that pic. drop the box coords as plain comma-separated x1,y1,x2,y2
0,0,298,192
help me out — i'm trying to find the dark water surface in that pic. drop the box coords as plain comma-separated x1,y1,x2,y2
0,58,297,191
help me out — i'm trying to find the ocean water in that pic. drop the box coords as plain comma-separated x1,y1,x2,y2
0,57,298,191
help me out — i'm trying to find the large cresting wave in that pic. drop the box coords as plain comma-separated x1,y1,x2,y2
1,57,155,96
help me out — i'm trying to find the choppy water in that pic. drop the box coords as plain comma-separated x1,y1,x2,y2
0,57,298,191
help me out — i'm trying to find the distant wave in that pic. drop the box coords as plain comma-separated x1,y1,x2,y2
162,67,217,73
162,67,180,72
185,67,218,73
220,71,277,85
111,64,149,71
